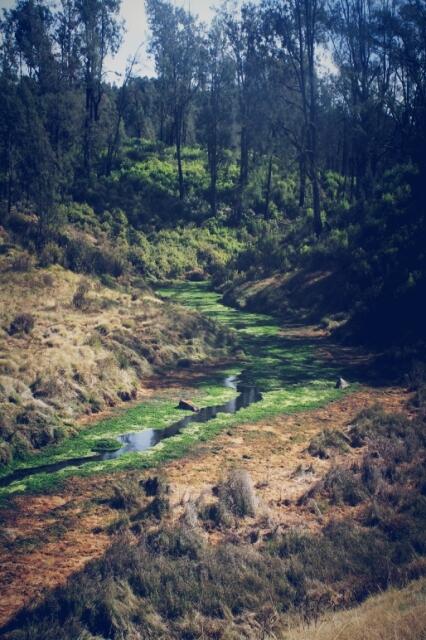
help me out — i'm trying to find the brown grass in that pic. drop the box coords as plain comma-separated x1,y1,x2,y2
0,253,227,463
283,579,426,640
164,387,408,540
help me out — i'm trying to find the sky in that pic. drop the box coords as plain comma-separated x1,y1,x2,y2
0,0,335,80
0,0,222,78
106,0,223,80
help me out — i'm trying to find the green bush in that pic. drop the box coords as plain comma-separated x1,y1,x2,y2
72,280,90,310
39,242,65,267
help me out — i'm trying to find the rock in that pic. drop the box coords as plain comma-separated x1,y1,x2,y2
178,399,199,412
336,377,350,389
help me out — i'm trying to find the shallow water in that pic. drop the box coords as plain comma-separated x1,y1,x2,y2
0,376,262,488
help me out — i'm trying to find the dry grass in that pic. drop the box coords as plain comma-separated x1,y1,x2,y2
0,252,226,465
283,579,426,640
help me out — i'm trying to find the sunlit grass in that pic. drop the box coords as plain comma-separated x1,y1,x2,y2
0,282,352,498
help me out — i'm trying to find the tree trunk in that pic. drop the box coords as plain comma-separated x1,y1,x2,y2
264,155,273,219
240,125,249,188
211,163,217,217
312,173,322,236
105,114,123,176
306,2,322,236
299,154,307,207
175,108,184,200
209,140,218,217
5,135,13,217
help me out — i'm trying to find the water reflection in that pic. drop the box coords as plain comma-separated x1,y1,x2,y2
103,376,261,459
0,375,262,487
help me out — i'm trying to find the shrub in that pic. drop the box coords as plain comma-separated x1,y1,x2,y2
137,479,170,521
10,251,35,272
39,242,64,267
30,375,58,399
8,313,35,336
92,438,120,453
108,480,142,511
348,406,408,448
40,272,54,287
322,467,368,506
72,280,90,310
141,476,166,497
0,439,12,466
64,238,94,273
410,383,426,412
308,429,350,459
303,466,368,507
218,469,258,518
10,431,32,459
92,248,126,277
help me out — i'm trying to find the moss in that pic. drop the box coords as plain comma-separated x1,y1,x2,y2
91,438,121,453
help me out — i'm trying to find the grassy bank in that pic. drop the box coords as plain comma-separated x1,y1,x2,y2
0,282,351,498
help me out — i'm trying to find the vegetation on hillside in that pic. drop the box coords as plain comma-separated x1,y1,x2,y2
0,0,425,637
0,0,424,347
0,258,232,471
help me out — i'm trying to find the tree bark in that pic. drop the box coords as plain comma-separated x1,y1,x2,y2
264,154,273,218
175,108,185,200
299,154,307,207
305,0,322,236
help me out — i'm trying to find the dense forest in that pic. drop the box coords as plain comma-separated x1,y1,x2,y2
1,1,426,639
1,0,425,344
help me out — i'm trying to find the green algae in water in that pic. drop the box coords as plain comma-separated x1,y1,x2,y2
0,282,352,497
158,282,340,392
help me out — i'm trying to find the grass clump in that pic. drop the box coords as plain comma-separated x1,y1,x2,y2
91,438,121,453
217,468,258,518
72,280,91,310
9,252,35,272
321,466,369,506
108,480,143,511
8,313,35,336
308,428,350,459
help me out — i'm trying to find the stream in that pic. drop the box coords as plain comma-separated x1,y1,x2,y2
0,281,344,493
0,375,262,488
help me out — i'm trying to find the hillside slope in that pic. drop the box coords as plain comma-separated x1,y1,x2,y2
0,250,232,469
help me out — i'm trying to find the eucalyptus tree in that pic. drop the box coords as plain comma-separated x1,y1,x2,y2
327,0,394,200
262,0,324,235
0,0,62,234
145,0,204,200
198,19,234,216
390,0,426,178
218,2,265,219
75,0,122,175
